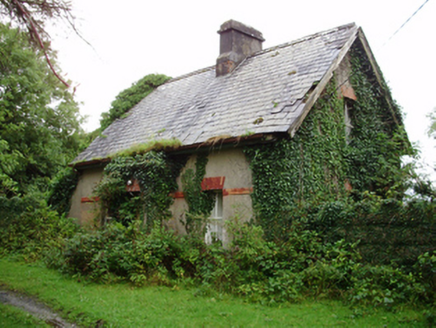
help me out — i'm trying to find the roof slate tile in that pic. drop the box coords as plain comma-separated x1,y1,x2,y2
73,23,358,164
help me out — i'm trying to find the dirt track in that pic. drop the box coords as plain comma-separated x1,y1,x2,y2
0,287,76,327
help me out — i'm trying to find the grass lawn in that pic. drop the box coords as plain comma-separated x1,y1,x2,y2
0,302,51,328
0,258,426,327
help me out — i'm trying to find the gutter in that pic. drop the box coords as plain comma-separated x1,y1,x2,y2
70,133,278,169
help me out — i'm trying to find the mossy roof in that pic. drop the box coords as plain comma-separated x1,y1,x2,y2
73,23,360,164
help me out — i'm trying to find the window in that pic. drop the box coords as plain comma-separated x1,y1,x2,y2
344,101,354,144
205,191,224,244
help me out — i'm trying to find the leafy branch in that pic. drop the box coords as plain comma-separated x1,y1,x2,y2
0,0,88,87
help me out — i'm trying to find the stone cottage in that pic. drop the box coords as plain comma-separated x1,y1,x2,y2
69,20,407,242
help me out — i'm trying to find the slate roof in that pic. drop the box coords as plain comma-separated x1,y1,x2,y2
73,23,360,164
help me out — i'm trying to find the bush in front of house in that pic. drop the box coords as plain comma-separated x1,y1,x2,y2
0,197,79,261
2,188,435,307
43,215,434,307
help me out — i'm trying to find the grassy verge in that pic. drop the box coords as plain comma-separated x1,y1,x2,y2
0,258,425,327
0,302,51,328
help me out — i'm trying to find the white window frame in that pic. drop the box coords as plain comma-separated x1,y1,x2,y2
344,101,354,144
205,191,224,244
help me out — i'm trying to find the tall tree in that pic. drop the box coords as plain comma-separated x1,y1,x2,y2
99,74,171,132
0,23,82,196
0,0,79,86
428,107,436,140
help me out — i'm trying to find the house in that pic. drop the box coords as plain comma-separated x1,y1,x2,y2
69,20,407,241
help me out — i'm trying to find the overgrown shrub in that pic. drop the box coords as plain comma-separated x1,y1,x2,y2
348,265,424,307
0,200,79,261
48,222,196,284
307,195,436,269
48,219,364,303
0,194,41,225
3,206,434,308
47,166,79,215
94,151,186,228
412,251,436,302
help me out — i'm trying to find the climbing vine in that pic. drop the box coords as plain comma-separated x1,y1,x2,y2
345,44,411,195
94,151,186,229
181,153,215,234
245,81,348,241
47,166,79,215
245,44,411,241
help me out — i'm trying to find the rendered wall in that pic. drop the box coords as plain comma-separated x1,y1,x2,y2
168,147,253,238
70,148,253,233
68,166,104,226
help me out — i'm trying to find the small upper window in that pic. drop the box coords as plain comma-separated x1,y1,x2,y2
344,101,354,144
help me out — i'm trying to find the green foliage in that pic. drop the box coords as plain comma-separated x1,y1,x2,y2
1,203,433,308
100,74,171,131
182,154,210,215
94,151,186,228
413,251,436,302
0,303,51,328
110,138,182,157
244,81,348,241
181,153,216,234
94,172,137,225
227,220,360,303
0,200,79,261
0,194,40,224
48,221,189,284
349,265,423,307
47,166,79,215
3,259,427,327
0,23,83,197
46,216,435,307
244,47,411,241
346,45,411,195
308,196,436,268
427,107,436,140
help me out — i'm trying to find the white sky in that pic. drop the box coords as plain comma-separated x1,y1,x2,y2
50,0,436,180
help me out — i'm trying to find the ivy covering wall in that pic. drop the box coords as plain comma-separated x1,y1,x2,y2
245,82,348,241
244,42,411,242
90,42,420,258
181,153,215,234
345,45,409,194
94,151,186,229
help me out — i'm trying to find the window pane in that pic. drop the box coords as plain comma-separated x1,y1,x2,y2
205,191,224,244
215,192,223,218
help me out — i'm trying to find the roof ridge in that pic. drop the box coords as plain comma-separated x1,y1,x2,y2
72,22,362,165
165,65,215,84
161,23,357,85
251,22,357,57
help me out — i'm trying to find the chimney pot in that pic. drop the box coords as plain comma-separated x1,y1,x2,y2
216,20,264,77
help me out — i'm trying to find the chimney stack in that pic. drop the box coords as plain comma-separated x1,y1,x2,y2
216,20,265,77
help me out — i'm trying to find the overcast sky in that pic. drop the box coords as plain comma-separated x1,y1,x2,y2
50,0,436,179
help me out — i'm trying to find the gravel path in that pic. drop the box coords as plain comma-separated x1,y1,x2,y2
0,288,77,327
